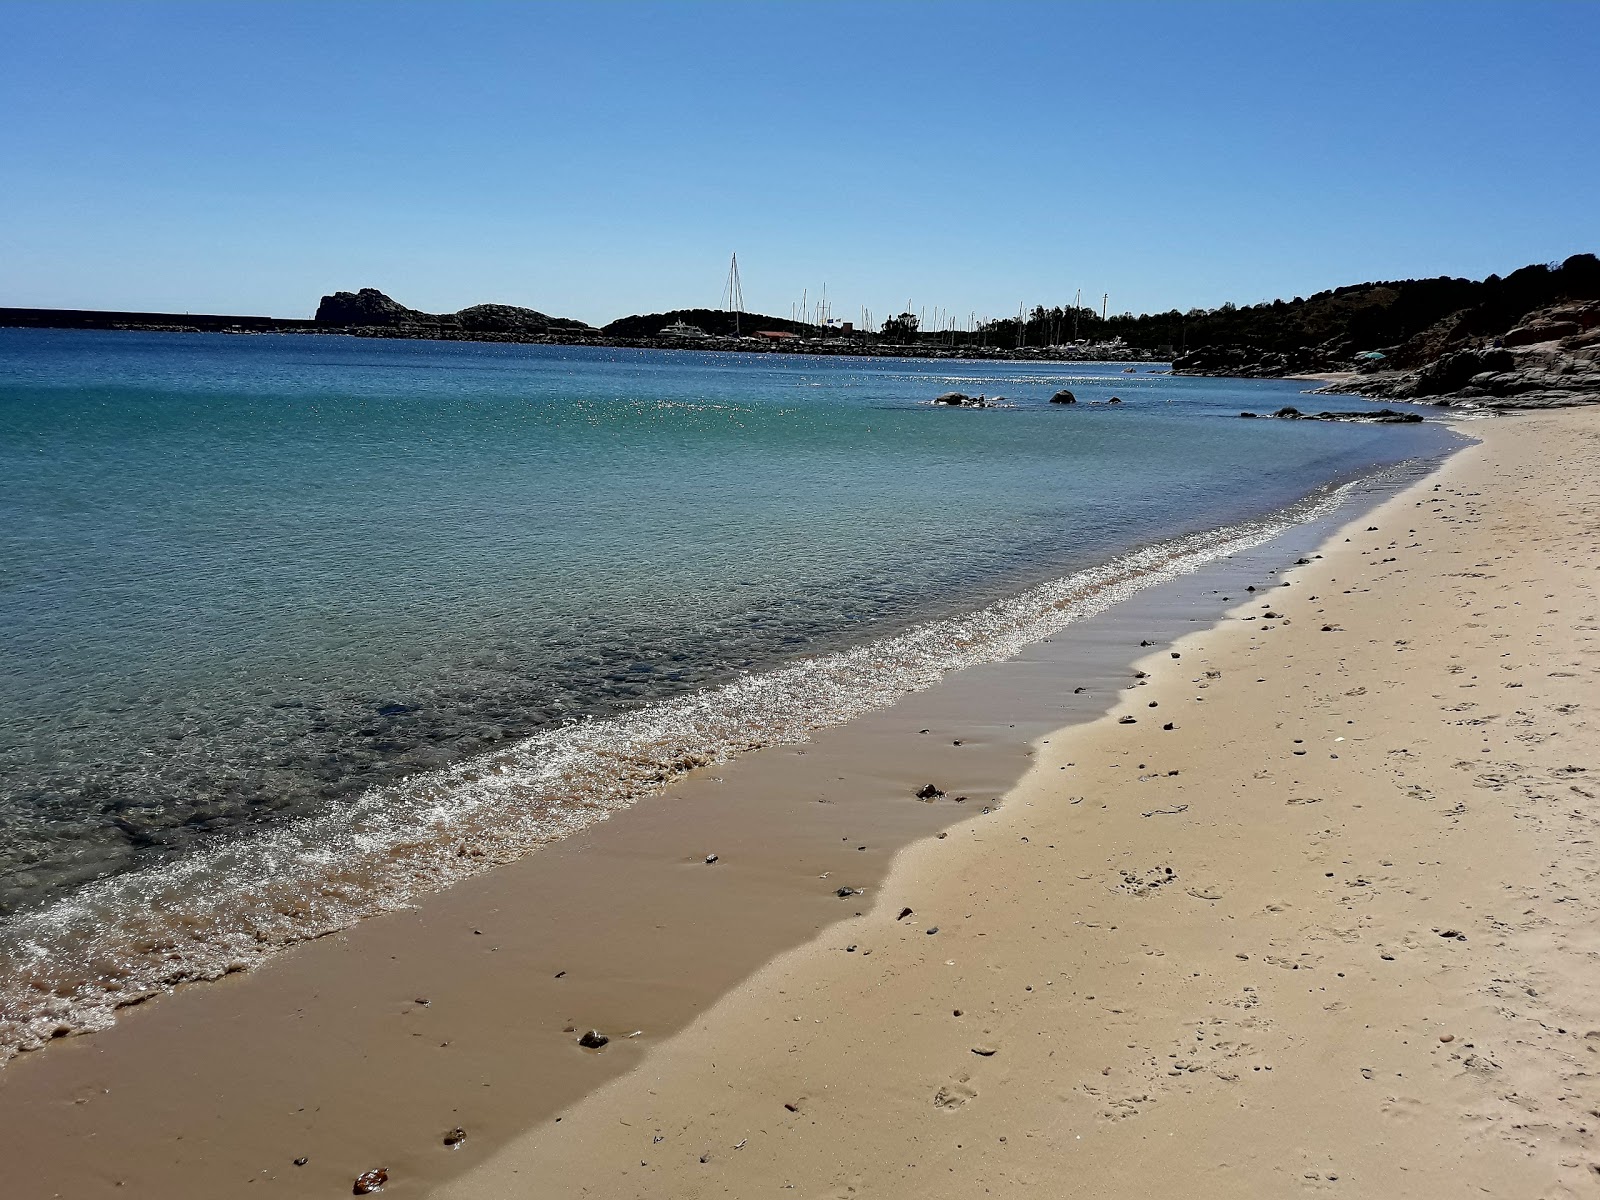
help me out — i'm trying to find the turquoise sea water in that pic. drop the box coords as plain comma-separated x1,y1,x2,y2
0,329,1456,1050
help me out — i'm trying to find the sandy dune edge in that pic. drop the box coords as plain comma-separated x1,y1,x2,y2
439,408,1600,1199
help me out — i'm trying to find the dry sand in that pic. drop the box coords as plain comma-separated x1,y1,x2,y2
437,408,1600,1199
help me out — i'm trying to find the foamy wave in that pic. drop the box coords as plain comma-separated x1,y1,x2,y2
0,479,1357,1060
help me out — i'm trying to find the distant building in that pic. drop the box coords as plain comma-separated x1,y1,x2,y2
755,330,798,341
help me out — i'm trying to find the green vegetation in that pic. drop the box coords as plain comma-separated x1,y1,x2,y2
975,254,1600,361
597,255,1597,362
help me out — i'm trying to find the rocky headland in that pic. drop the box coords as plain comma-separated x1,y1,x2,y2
314,287,597,339
1307,302,1600,409
1173,255,1600,410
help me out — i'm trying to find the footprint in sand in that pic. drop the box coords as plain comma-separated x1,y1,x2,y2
1380,1095,1424,1123
934,1077,978,1110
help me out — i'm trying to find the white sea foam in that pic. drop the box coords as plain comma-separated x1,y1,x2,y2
0,475,1371,1060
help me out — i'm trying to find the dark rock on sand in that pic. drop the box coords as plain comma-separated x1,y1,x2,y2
352,1167,389,1194
915,784,945,800
578,1029,610,1049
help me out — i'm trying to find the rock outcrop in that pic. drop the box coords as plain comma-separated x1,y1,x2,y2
314,288,424,326
1171,337,1356,379
1240,405,1422,424
1174,253,1600,410
314,289,594,337
1312,302,1600,410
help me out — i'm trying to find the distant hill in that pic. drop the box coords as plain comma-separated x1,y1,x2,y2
315,288,593,334
601,308,814,338
1132,253,1600,371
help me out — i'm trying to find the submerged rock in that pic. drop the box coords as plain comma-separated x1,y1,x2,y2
1245,405,1423,424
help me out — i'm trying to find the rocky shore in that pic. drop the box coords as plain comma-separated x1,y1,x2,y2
1238,405,1422,424
1176,298,1600,410
1308,302,1600,409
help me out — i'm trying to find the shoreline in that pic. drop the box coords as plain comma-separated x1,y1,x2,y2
437,407,1600,1199
0,451,1442,1062
0,320,1168,363
0,455,1455,1195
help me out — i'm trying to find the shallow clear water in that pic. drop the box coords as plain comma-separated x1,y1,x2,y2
0,330,1456,1050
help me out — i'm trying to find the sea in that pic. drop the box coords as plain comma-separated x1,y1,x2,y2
0,329,1460,1055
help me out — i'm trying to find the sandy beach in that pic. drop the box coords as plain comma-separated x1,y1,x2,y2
6,406,1598,1198
433,406,1600,1199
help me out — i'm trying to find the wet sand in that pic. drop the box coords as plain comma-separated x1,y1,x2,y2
0,464,1422,1196
437,407,1600,1198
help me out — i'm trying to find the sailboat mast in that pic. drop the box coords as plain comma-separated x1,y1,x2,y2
724,253,744,336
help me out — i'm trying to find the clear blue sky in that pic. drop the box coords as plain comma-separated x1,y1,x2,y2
2,1,1596,326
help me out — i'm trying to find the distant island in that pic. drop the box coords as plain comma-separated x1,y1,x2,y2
3,254,1596,405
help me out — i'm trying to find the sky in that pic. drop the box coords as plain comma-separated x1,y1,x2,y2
2,0,1597,327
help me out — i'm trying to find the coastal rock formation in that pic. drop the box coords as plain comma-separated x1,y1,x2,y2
1313,302,1600,409
1171,338,1354,379
1050,389,1077,404
314,289,594,337
1240,405,1423,424
315,288,423,326
1175,254,1600,410
456,303,584,335
933,392,997,408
